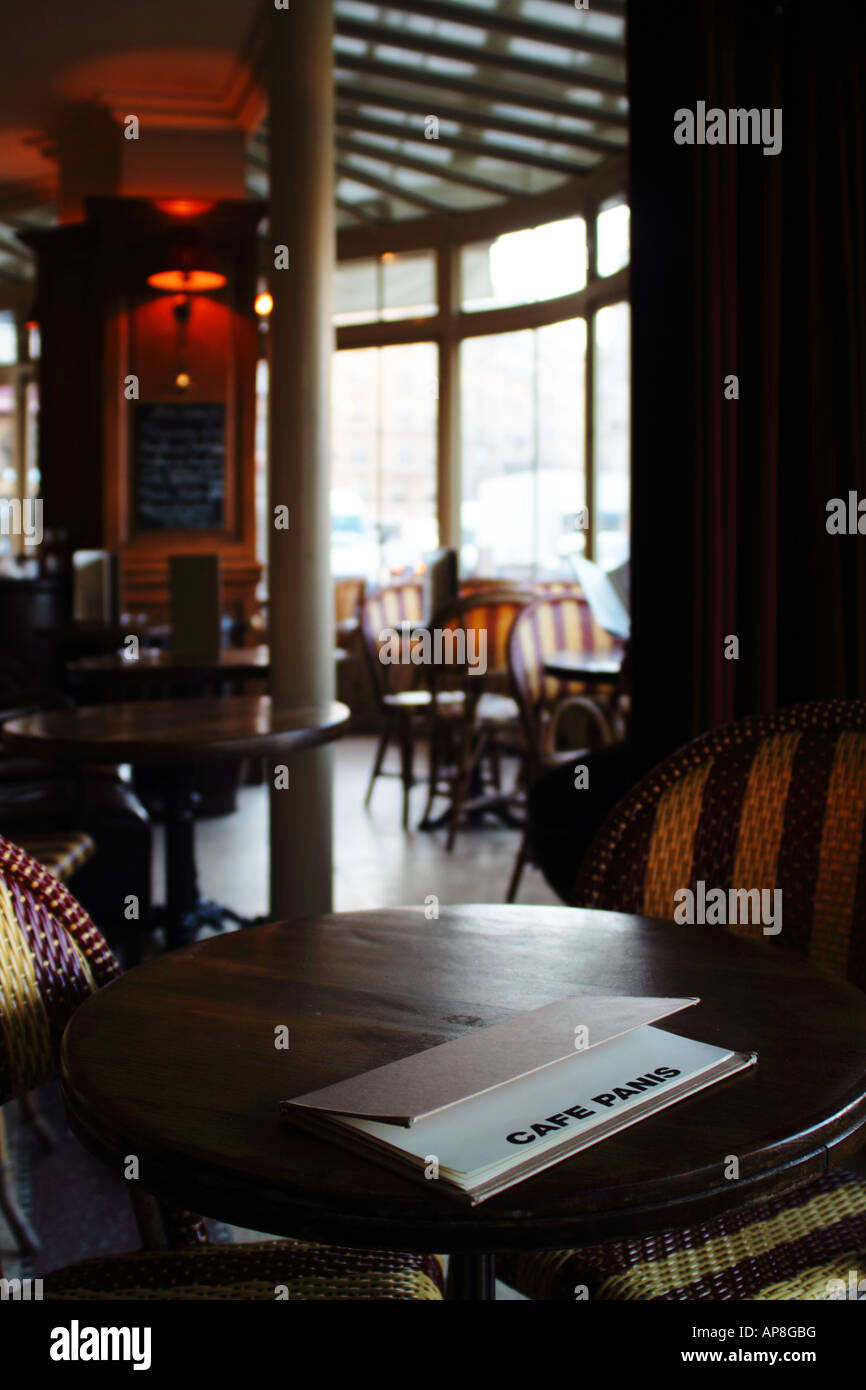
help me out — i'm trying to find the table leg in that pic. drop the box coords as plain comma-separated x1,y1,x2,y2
163,774,202,949
447,1252,496,1300
153,769,264,949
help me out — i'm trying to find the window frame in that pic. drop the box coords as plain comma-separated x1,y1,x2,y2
334,158,630,569
0,298,39,558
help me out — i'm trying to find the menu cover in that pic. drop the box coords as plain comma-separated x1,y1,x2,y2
280,996,757,1204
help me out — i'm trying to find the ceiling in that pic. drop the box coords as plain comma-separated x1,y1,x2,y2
0,0,627,285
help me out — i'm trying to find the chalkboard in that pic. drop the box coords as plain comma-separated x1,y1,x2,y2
135,401,225,531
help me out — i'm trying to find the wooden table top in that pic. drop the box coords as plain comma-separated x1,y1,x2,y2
2,696,350,765
543,649,622,682
67,646,271,679
67,645,350,681
60,905,866,1254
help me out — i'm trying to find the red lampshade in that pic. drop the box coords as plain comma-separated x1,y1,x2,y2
147,228,226,292
154,199,216,218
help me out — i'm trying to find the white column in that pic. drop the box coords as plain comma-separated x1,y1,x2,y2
267,0,336,921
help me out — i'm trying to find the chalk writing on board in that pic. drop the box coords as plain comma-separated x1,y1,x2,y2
135,401,225,530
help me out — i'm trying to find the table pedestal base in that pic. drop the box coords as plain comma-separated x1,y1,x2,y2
150,772,255,952
447,1252,496,1300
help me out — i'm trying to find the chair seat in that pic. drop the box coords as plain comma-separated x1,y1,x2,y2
44,1239,445,1301
477,693,520,725
382,690,432,710
432,692,519,725
15,831,96,883
497,1170,866,1300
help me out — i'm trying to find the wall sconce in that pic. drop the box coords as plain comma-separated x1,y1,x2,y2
147,227,226,392
147,228,227,293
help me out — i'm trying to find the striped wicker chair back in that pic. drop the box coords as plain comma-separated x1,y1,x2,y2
574,700,866,989
0,836,120,1103
458,577,508,598
360,583,425,700
510,595,619,710
530,580,585,599
432,590,530,692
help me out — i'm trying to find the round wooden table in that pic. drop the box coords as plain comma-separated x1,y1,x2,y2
2,697,349,950
60,905,866,1299
67,645,349,699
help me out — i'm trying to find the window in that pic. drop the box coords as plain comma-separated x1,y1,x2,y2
0,305,38,560
332,342,438,582
460,217,587,312
597,198,630,278
594,302,630,568
327,194,630,587
0,311,17,365
461,320,586,579
334,250,436,326
0,382,27,559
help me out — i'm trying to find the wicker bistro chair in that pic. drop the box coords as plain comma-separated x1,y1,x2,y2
505,596,621,901
419,590,530,849
499,700,866,1299
361,581,432,829
0,828,97,1252
0,835,445,1300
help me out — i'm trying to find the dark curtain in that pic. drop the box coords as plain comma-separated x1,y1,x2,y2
627,0,866,776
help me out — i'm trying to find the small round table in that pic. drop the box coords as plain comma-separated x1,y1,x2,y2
60,905,866,1299
67,645,349,699
2,697,349,949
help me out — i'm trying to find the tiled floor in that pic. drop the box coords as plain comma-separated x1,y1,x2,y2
162,732,561,920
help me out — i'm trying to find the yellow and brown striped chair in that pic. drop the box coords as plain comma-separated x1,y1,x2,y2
510,593,622,717
361,581,431,828
500,700,866,1299
505,595,622,900
0,834,444,1299
2,828,97,1166
421,589,530,849
14,831,95,883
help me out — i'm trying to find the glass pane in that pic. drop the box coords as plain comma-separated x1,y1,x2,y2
0,384,17,555
254,358,269,580
334,259,378,326
332,348,379,578
382,251,436,321
0,311,17,365
379,343,438,575
334,251,436,326
593,302,630,568
597,200,630,277
460,321,586,580
25,380,39,497
332,342,438,583
461,331,534,578
537,318,587,569
461,217,587,313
